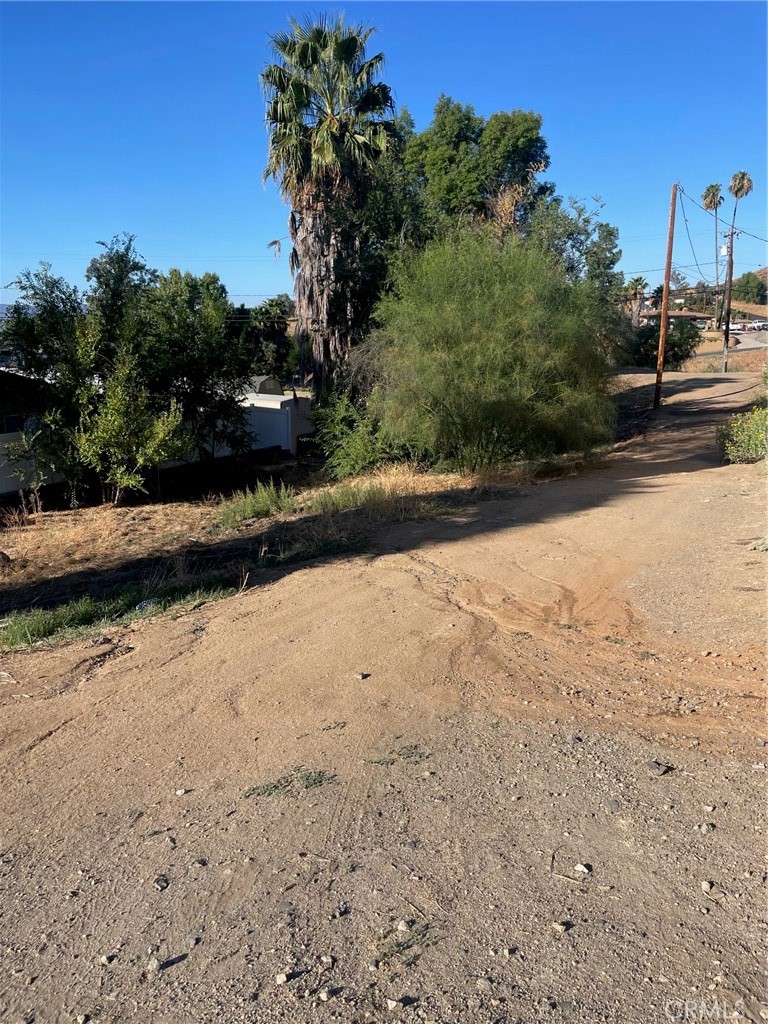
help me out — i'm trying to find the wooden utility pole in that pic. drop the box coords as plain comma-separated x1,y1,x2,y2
721,232,735,372
654,183,678,409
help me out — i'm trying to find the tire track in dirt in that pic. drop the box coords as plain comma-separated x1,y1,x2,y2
387,547,763,754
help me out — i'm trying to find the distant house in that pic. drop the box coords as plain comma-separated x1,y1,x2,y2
0,371,315,496
248,375,285,396
240,378,313,457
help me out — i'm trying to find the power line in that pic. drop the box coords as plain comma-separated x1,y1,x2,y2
678,186,768,244
729,225,768,245
678,191,715,285
1,252,285,263
620,259,759,277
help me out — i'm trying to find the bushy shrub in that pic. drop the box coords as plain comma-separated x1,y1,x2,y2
630,319,700,371
369,231,615,471
716,406,768,464
314,393,395,480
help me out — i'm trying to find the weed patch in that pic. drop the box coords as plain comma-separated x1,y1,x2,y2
392,744,430,764
217,480,298,529
0,581,235,651
242,766,335,799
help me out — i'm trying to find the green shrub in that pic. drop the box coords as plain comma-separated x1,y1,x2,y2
368,231,615,472
716,406,768,464
630,319,700,371
314,393,395,480
217,480,298,529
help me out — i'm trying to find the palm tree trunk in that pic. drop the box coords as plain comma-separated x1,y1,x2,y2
714,207,722,329
290,185,360,400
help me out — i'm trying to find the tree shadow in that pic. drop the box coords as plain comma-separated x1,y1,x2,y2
0,371,760,618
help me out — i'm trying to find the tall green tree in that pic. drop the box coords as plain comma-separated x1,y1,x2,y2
226,298,291,377
403,95,550,230
354,107,430,307
731,271,766,305
84,232,157,366
139,270,255,459
584,222,624,304
262,15,397,395
3,265,88,501
3,263,84,380
524,198,619,284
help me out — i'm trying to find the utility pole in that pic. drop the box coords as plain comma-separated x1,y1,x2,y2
654,183,678,409
721,231,735,372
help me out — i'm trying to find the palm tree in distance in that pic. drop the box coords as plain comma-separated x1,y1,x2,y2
625,275,649,327
722,172,754,363
728,171,753,235
701,184,723,323
262,15,396,396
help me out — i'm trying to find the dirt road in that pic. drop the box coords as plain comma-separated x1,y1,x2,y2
1,373,766,1024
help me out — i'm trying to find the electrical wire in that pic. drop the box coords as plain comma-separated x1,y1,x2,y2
678,186,768,244
678,191,715,285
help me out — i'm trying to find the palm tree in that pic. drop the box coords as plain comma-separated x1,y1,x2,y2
728,171,753,234
722,171,754,365
625,275,648,327
701,184,723,322
262,15,396,395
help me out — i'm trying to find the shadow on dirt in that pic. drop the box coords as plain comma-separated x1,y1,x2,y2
0,372,761,617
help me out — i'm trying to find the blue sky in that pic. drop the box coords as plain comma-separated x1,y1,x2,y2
1,1,766,305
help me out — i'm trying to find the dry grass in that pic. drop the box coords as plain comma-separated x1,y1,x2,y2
1,500,220,598
0,460,592,606
0,456,598,648
682,348,767,374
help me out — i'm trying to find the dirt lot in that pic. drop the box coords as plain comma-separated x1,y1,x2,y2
0,373,766,1024
684,348,767,375
683,333,768,375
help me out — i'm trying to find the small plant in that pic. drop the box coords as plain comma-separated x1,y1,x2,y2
307,482,374,515
75,349,188,505
217,480,298,529
716,407,768,464
242,773,294,799
242,766,335,799
376,920,434,968
392,744,430,764
296,768,335,790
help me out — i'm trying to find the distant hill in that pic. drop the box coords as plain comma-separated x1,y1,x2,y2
756,267,767,287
